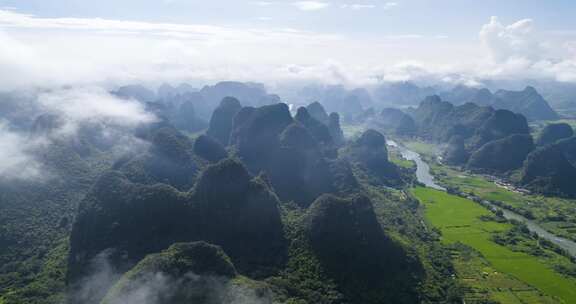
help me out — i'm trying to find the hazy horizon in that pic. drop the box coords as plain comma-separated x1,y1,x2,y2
0,0,575,89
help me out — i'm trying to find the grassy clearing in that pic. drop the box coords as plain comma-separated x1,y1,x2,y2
413,187,576,303
450,243,557,304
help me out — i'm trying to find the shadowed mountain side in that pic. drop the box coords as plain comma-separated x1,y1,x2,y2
228,103,360,206
117,126,199,190
467,134,534,173
328,112,345,146
411,96,495,142
556,136,576,165
410,96,530,147
521,144,576,198
536,123,574,146
230,103,294,167
67,159,287,304
193,135,228,163
295,107,335,148
376,108,417,136
442,136,469,165
206,97,242,146
342,129,403,187
306,101,329,125
469,109,530,150
304,194,423,303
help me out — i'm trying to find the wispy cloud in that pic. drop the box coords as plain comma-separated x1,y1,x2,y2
339,2,396,11
382,2,398,10
292,1,330,11
252,1,275,6
340,4,376,10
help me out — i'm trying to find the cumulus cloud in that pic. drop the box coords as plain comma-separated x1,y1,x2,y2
292,1,330,11
478,16,576,82
480,16,542,63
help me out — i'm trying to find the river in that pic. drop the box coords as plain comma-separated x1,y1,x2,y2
387,140,576,258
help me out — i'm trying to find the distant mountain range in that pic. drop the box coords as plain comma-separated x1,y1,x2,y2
440,85,559,121
294,81,565,122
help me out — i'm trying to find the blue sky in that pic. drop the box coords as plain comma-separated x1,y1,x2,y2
2,0,574,37
0,0,574,87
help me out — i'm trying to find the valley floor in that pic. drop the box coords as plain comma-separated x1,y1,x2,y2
393,137,576,303
413,187,576,303
403,138,576,244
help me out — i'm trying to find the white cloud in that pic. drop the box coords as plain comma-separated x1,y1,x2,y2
37,87,156,134
0,9,575,91
0,87,155,181
252,1,274,6
478,16,576,82
479,16,541,63
382,2,398,10
340,4,376,10
292,1,330,11
0,122,43,180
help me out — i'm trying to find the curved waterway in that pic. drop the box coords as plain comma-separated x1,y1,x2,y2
387,140,576,258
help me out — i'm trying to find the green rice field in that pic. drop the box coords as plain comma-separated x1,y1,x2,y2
413,187,576,303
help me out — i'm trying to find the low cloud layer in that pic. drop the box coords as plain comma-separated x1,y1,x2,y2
0,123,43,180
37,87,155,134
72,251,270,304
0,87,155,181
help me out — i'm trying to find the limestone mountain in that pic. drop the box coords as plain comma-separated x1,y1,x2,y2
206,97,242,145
328,112,345,146
68,158,286,303
193,135,228,163
118,126,199,190
306,101,329,125
521,144,576,197
294,107,334,147
442,136,469,165
101,242,272,304
556,136,576,165
493,86,559,121
469,109,530,151
377,108,417,136
343,129,402,186
304,194,423,303
536,123,574,146
467,134,534,173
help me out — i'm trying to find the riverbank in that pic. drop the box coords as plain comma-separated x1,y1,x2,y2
413,187,576,304
390,139,576,303
397,138,576,243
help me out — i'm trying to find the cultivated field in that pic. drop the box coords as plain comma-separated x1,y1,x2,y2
413,187,576,303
